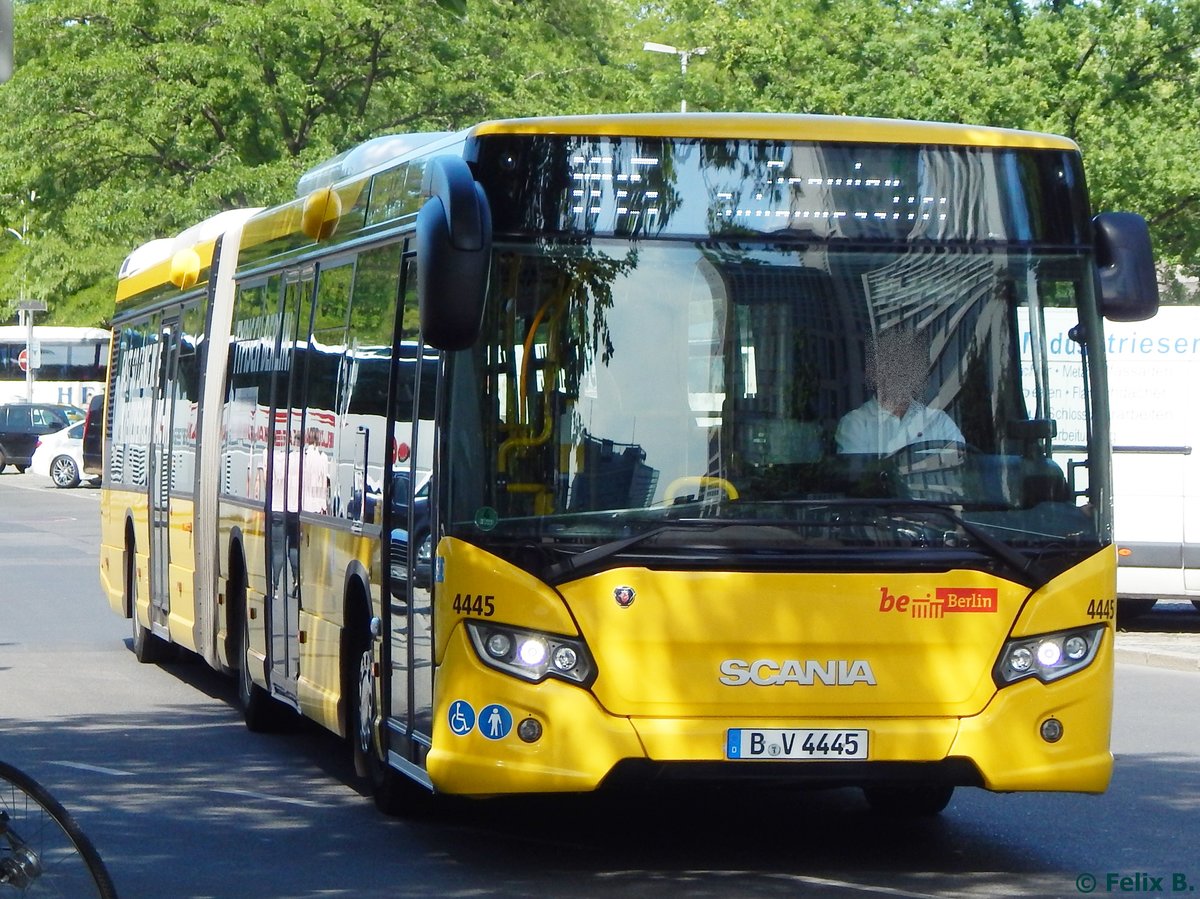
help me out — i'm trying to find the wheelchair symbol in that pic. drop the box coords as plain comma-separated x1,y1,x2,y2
448,700,476,736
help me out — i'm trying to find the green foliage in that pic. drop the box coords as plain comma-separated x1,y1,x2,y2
3,0,1200,324
0,0,636,325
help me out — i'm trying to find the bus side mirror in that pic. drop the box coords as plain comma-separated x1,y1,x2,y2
417,155,492,351
1094,211,1159,322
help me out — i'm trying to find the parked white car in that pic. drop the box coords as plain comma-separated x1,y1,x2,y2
30,420,92,488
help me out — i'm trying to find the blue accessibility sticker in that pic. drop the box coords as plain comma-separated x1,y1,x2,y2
447,700,476,737
478,703,513,741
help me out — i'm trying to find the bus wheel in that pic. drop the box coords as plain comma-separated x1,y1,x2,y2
128,543,172,664
863,783,954,816
237,603,284,732
349,627,433,817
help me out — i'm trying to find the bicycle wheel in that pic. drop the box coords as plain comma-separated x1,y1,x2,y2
0,761,118,898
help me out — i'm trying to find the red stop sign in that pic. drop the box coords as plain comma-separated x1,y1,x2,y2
17,348,27,373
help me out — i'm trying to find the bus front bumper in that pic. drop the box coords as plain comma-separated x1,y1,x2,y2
424,629,1113,797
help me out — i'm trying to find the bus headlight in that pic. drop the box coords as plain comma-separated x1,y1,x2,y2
466,621,595,686
994,625,1104,686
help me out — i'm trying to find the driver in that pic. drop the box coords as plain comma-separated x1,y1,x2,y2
835,327,963,455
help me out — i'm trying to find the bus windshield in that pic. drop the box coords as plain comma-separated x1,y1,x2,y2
446,238,1102,584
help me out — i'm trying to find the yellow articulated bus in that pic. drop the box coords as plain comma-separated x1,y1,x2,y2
99,113,1158,816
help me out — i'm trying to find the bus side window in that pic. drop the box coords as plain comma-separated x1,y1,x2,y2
336,244,402,523
307,262,353,517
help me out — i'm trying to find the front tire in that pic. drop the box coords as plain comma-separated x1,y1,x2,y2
348,624,433,816
50,454,81,488
0,760,119,898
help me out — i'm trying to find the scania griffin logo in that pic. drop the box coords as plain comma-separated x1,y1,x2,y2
613,585,636,607
719,659,877,686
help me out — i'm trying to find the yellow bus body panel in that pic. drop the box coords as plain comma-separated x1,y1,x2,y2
427,544,1113,795
427,626,644,795
434,537,578,664
562,568,1024,719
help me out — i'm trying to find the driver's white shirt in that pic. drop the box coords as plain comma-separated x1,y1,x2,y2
835,398,963,455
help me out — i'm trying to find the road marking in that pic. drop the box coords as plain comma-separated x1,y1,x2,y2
50,761,135,777
213,787,325,808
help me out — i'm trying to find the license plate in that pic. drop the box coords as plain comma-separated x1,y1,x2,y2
726,728,869,760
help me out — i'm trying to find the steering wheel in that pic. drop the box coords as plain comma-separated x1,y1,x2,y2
888,439,972,471
885,440,977,500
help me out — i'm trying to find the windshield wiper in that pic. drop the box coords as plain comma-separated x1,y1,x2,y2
543,523,705,583
541,501,1052,587
861,500,1050,588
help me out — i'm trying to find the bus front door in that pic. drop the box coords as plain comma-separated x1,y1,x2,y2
386,265,437,768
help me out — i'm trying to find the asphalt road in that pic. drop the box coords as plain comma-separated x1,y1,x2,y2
2,472,1199,898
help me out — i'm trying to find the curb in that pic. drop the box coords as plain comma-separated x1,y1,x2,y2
1114,647,1200,673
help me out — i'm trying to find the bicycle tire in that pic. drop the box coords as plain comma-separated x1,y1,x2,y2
0,761,118,898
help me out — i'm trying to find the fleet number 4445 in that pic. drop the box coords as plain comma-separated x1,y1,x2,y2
1086,598,1115,620
453,594,495,617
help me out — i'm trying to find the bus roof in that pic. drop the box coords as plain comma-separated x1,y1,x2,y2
116,207,263,304
468,113,1079,152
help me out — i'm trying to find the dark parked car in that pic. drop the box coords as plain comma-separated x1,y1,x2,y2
389,469,432,596
82,393,104,476
0,402,83,473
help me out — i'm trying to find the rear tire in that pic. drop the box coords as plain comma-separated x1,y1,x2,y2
863,783,954,816
236,592,287,732
50,454,81,488
128,540,172,663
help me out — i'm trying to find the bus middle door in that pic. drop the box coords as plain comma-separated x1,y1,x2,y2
148,315,181,638
265,268,316,703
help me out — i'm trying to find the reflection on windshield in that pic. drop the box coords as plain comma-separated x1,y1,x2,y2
446,240,1101,578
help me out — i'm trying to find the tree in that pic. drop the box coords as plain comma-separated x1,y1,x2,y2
5,0,1200,321
0,0,635,325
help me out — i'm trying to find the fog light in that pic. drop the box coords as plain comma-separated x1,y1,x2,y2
1040,718,1064,743
485,632,512,659
517,717,543,743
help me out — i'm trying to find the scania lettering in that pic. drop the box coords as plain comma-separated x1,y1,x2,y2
98,113,1157,818
719,659,878,686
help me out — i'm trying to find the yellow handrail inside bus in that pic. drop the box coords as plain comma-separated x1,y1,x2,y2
663,476,740,503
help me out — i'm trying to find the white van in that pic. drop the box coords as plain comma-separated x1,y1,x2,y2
1102,306,1200,614
1037,306,1200,615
